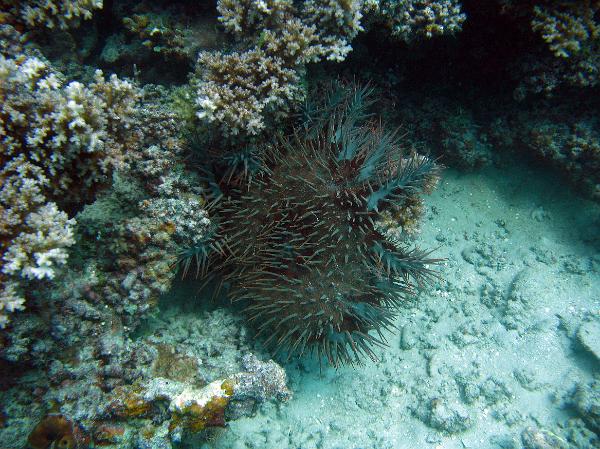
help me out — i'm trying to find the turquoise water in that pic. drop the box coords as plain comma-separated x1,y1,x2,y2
2,1,600,448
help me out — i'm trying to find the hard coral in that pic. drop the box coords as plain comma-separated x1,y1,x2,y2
27,414,89,449
194,48,304,139
372,0,466,42
199,0,369,142
0,54,138,205
0,52,139,328
303,0,365,61
531,1,599,59
501,0,600,95
0,282,25,328
187,84,441,367
216,0,363,62
217,0,295,37
1,0,102,30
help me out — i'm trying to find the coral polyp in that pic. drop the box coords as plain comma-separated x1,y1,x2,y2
189,84,441,367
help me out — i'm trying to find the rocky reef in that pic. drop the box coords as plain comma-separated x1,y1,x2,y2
0,0,599,448
0,19,290,448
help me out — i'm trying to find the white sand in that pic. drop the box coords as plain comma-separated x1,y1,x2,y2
215,165,600,449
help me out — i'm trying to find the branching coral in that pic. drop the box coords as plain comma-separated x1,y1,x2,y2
186,84,441,367
501,0,600,95
0,0,102,29
0,157,74,276
371,0,466,42
0,55,138,203
217,0,296,37
0,282,25,329
194,48,304,138
198,0,468,140
197,0,369,141
531,2,599,59
0,156,74,326
216,0,362,61
2,202,75,281
260,18,321,65
0,52,139,329
303,0,365,61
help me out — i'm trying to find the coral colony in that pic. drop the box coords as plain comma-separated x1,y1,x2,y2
0,0,598,448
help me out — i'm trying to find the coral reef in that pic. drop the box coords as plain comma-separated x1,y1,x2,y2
194,48,304,138
372,0,466,42
2,0,599,447
0,47,288,440
0,53,138,203
500,0,600,95
75,0,223,84
0,282,24,329
186,83,440,367
0,50,138,327
216,0,363,62
531,3,598,60
2,201,75,281
100,354,289,445
217,0,296,38
521,116,600,200
195,0,370,141
390,90,599,199
303,0,365,61
0,52,225,449
0,0,102,30
0,305,290,448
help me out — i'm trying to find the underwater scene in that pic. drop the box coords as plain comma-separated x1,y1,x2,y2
0,1,599,448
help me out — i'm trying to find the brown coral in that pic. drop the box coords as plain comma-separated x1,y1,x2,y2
502,0,600,94
531,1,599,59
170,396,229,433
27,415,89,449
194,48,303,138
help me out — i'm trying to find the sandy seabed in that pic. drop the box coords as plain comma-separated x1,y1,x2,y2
215,164,600,449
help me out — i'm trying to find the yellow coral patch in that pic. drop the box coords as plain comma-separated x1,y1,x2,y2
123,394,152,418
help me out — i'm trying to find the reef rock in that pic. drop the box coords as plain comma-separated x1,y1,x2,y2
577,320,600,362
